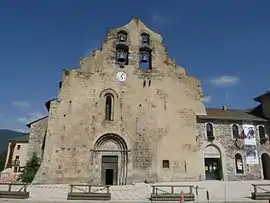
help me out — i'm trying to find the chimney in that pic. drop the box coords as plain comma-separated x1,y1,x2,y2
222,105,227,111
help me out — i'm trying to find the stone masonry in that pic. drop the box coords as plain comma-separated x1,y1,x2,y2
27,117,48,160
30,18,207,184
197,118,269,181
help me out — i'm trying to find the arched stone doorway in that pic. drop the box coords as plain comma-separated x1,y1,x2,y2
93,133,128,185
204,145,223,180
261,153,270,180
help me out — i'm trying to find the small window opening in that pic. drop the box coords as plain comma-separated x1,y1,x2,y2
148,79,151,87
232,124,239,139
259,126,266,140
235,153,244,174
105,94,114,121
17,145,21,150
162,160,170,168
143,80,146,87
206,123,214,140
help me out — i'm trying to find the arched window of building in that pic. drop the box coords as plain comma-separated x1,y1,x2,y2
232,124,239,139
259,126,266,140
105,94,114,121
206,123,214,140
235,153,244,174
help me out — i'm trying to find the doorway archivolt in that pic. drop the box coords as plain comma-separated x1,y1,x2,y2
92,133,128,185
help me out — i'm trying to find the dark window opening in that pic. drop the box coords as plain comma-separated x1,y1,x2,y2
105,94,113,121
162,160,170,168
141,33,150,45
139,50,152,71
117,31,127,42
235,153,244,174
232,124,239,139
17,145,21,150
143,80,146,87
148,80,151,87
259,126,266,140
15,156,19,159
206,123,214,140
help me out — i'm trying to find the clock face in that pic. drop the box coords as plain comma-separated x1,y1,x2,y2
116,71,127,82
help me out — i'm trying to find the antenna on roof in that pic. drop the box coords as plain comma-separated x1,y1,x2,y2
222,91,228,111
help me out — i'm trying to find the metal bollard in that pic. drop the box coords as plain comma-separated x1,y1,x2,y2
206,190,210,202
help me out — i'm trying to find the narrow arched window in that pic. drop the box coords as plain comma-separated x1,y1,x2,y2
206,123,214,140
232,124,239,139
105,94,114,121
259,126,266,140
235,153,244,174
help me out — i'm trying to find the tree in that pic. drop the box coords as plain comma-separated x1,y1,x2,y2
19,152,40,183
0,150,7,171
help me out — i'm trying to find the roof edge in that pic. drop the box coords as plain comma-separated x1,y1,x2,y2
197,115,267,122
26,116,48,128
45,98,57,111
253,91,270,103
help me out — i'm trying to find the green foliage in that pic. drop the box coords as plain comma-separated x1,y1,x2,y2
0,150,6,171
19,152,40,183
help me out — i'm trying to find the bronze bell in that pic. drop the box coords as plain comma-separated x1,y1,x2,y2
140,53,149,63
117,50,126,63
118,33,127,42
142,35,149,44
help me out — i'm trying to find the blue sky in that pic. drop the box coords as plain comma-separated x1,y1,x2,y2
0,0,269,132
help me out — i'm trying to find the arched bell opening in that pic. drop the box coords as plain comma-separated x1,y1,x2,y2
141,33,150,45
116,30,128,43
139,47,152,72
115,44,129,65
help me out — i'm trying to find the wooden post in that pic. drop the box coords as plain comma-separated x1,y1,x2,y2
8,184,11,192
171,186,174,194
88,186,91,193
70,185,73,193
23,184,27,192
254,185,257,193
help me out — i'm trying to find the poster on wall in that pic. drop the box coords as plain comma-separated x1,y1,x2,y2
245,145,259,164
242,124,256,145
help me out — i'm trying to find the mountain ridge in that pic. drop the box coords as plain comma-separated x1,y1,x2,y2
0,129,28,152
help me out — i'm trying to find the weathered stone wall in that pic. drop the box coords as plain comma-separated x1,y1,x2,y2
197,118,269,181
33,18,206,184
27,117,48,160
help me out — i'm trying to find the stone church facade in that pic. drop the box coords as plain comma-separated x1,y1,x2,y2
25,18,270,184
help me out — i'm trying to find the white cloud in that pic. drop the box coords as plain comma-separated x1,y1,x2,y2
12,101,30,108
17,111,47,124
209,75,239,87
203,96,212,103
